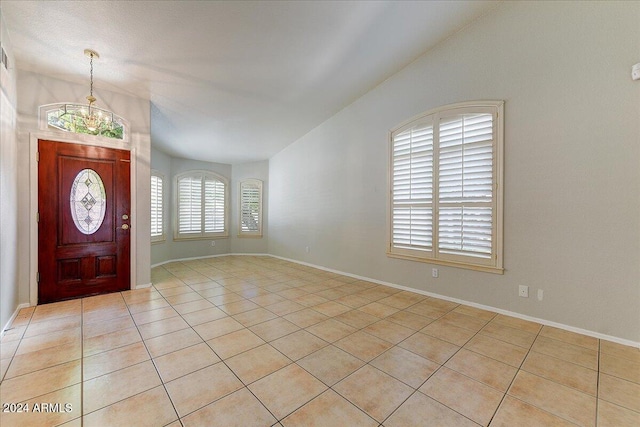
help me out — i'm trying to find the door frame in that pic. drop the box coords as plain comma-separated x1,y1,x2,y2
28,131,138,306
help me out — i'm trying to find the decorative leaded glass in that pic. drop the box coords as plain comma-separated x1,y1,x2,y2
70,169,106,234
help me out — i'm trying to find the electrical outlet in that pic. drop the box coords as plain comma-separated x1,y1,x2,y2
537,289,544,301
305,246,310,253
518,285,529,298
432,268,439,278
211,241,216,247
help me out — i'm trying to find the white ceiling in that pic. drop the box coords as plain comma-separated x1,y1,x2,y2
2,0,498,164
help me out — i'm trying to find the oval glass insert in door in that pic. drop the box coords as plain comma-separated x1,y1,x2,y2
70,168,107,234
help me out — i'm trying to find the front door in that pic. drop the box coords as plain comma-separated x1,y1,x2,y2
38,140,131,304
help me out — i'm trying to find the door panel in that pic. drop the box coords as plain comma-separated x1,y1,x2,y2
38,140,131,304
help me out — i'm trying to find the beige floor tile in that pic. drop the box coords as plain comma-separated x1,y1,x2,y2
9,307,35,327
271,330,329,361
250,293,287,307
193,316,244,341
153,342,220,383
405,301,452,319
0,358,9,380
82,315,135,339
334,365,412,422
83,341,150,380
206,328,265,359
226,344,291,384
182,306,228,326
144,328,203,358
137,315,190,340
358,302,399,319
492,314,542,334
439,311,489,333
248,364,327,419
479,321,537,349
600,340,640,363
5,341,81,379
293,294,330,307
165,292,205,306
196,286,232,299
0,339,18,361
490,395,576,427
207,292,245,306
311,301,351,317
23,315,81,338
30,300,81,323
283,308,329,328
378,292,425,309
531,336,598,370
600,352,640,384
1,325,26,343
132,306,179,325
421,319,477,346
305,318,357,343
453,305,497,321
82,306,131,324
0,360,80,406
420,367,504,426
172,299,214,314
522,351,597,395
464,334,528,367
335,331,393,362
539,326,599,350
219,299,261,315
83,386,178,427
126,298,170,314
599,373,640,413
445,348,518,392
122,287,163,305
363,320,414,344
386,310,434,330
385,391,479,427
182,388,276,427
508,370,596,426
297,345,364,386
333,294,371,309
250,317,300,342
232,307,278,327
266,300,306,316
165,362,244,417
0,384,81,427
333,309,379,329
370,346,439,389
283,389,377,427
83,360,162,414
16,327,81,356
83,327,142,357
398,332,460,364
158,285,194,297
597,399,640,427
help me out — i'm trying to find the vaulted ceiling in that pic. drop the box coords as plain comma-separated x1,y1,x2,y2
2,1,498,164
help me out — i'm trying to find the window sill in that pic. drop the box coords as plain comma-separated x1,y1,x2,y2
387,252,504,275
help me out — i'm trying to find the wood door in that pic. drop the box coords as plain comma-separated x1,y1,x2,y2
38,140,131,304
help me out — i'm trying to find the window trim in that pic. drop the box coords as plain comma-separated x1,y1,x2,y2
387,100,504,274
238,179,263,238
150,170,165,243
173,170,229,241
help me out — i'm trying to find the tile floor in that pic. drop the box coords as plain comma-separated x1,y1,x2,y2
0,255,638,426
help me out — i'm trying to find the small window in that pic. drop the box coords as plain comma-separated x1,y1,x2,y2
175,170,228,240
151,171,164,242
388,101,504,273
39,103,128,141
239,179,263,237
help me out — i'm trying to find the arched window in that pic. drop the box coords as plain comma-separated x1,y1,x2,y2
39,103,129,141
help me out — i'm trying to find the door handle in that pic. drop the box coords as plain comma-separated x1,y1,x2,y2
120,224,130,230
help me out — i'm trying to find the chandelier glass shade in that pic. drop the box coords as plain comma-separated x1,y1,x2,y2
47,49,125,139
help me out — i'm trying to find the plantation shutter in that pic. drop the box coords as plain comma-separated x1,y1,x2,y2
204,177,226,233
240,180,262,234
150,174,163,238
178,174,202,234
391,120,434,253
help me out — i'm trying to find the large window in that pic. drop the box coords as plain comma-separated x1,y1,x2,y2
150,171,164,242
239,179,263,237
175,170,228,240
388,101,504,273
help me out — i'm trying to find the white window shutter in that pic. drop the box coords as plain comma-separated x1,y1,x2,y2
150,174,163,238
178,175,202,234
240,180,262,234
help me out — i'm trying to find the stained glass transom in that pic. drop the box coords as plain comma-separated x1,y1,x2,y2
70,169,106,235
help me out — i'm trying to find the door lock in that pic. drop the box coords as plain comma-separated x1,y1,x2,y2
122,214,129,220
121,224,130,230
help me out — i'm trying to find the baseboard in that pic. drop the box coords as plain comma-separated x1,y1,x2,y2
149,252,640,349
271,255,640,349
134,282,153,290
1,303,31,339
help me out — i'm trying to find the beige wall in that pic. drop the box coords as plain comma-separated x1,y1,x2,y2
268,2,640,342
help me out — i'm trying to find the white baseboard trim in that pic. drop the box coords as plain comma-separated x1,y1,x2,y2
149,252,639,349
134,283,153,290
1,303,31,339
271,255,640,349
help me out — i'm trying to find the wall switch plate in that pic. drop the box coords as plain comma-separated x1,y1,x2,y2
518,285,529,298
432,268,439,278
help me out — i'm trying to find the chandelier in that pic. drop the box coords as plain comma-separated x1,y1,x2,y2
46,49,124,138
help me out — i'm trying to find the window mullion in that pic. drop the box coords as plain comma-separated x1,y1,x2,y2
433,112,441,260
